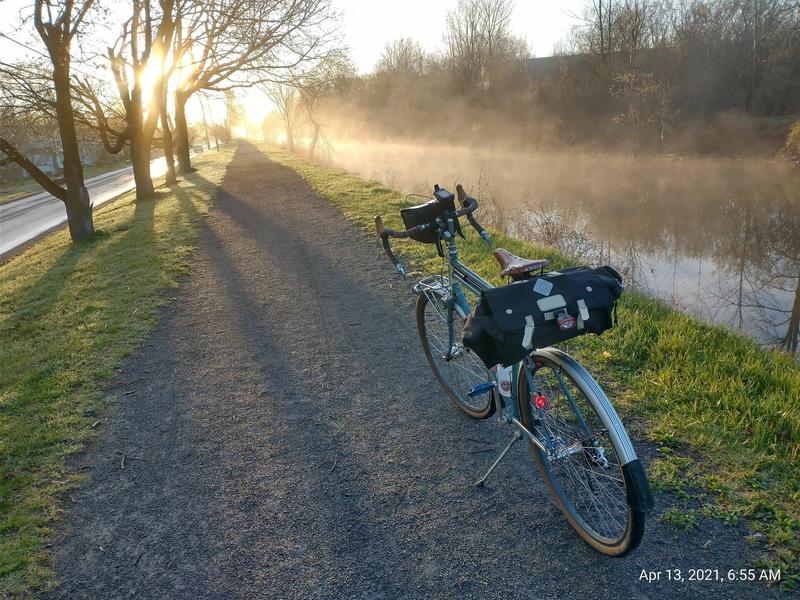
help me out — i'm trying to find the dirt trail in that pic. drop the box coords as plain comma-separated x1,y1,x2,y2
44,143,783,599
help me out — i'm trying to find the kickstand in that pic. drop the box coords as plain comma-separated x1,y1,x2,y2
474,429,522,487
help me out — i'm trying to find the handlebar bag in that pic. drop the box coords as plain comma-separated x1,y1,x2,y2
400,195,464,244
462,266,623,368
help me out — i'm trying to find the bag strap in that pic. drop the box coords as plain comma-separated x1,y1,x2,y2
522,315,535,349
577,299,590,321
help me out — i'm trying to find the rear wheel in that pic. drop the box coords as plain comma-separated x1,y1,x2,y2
416,293,494,419
518,353,647,556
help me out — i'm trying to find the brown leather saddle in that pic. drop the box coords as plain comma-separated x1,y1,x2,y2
493,248,549,277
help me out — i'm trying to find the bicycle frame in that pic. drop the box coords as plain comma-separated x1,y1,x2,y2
413,219,544,447
415,218,636,464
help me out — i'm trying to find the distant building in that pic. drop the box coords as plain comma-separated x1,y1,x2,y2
28,146,62,174
524,54,591,81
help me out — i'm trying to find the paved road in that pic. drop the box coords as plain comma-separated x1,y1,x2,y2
0,157,168,256
45,144,785,599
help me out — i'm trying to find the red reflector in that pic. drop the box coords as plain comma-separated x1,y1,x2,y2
534,394,546,409
557,313,577,331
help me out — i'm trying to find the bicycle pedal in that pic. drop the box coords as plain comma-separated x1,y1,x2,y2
467,382,495,398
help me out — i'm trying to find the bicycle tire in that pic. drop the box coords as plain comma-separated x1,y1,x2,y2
518,349,651,556
416,293,495,419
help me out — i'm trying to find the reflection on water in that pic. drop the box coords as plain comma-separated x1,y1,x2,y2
325,141,800,351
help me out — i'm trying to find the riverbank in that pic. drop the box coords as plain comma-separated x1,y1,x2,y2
309,139,800,351
263,144,800,591
0,148,234,595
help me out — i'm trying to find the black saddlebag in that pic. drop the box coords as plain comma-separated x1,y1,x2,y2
462,266,623,368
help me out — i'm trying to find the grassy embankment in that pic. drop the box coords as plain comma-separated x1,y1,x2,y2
263,145,800,590
0,148,234,596
0,161,134,205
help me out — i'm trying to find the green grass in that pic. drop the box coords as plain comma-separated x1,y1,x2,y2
0,161,134,205
0,148,234,596
658,507,700,530
262,144,800,591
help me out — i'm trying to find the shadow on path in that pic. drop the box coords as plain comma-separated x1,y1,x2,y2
43,143,785,600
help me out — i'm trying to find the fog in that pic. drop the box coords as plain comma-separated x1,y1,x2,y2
260,0,800,353
312,137,800,351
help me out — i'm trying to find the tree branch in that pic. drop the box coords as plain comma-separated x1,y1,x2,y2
0,136,67,201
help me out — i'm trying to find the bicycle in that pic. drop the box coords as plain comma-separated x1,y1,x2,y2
375,184,653,557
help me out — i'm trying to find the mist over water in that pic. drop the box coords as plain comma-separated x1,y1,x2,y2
323,140,800,351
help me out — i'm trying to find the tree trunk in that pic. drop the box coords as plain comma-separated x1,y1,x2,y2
52,64,94,240
174,91,194,174
128,92,155,200
130,130,155,200
309,121,320,156
65,185,94,241
783,273,800,353
283,113,294,151
161,105,177,185
598,1,605,62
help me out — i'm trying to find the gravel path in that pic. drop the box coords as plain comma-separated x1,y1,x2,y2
44,143,785,599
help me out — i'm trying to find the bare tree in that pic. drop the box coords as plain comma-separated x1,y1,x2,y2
260,49,349,154
0,73,62,174
0,0,96,240
444,0,527,96
589,0,617,61
171,0,338,173
297,51,352,155
375,38,426,76
98,0,176,200
267,83,301,151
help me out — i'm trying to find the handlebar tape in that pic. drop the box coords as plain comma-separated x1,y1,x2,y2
455,184,491,245
375,215,406,274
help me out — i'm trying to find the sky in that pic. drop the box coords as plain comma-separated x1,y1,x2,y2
0,0,588,125
334,0,587,73
0,0,586,64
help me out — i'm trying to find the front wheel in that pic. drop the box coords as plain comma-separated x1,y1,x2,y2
416,293,494,419
518,349,651,556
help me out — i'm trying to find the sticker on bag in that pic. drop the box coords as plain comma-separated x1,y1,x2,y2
537,294,566,312
533,278,553,296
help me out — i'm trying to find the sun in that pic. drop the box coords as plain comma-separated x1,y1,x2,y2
138,48,170,108
241,91,271,126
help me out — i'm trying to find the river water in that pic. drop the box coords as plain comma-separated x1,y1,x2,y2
324,141,800,352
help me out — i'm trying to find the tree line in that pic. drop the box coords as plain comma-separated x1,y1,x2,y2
0,0,340,241
310,0,800,155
